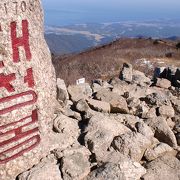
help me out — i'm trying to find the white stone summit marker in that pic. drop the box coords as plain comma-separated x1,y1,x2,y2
0,0,56,179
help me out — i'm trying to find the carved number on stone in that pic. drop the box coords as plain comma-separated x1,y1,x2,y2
0,109,40,164
3,1,36,14
11,20,32,63
0,90,37,115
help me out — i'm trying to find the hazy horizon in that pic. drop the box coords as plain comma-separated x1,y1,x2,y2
42,0,180,26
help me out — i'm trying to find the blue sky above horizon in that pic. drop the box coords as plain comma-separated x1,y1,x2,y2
42,0,180,26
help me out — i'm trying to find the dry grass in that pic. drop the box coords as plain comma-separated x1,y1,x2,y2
53,38,180,85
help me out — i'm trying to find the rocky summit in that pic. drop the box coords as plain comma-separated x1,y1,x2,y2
16,62,179,180
0,0,180,180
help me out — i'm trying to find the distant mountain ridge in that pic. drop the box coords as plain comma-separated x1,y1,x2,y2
45,19,180,55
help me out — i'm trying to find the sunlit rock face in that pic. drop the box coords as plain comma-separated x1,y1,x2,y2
0,1,56,179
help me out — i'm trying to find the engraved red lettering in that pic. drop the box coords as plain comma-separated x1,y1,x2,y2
0,61,4,68
0,110,40,164
11,20,32,63
0,135,40,164
24,68,35,88
0,90,37,115
0,73,16,92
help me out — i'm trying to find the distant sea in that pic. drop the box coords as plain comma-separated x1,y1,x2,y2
44,9,122,26
44,9,171,26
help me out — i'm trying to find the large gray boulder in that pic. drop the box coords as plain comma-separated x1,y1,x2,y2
17,155,62,180
87,98,111,113
143,91,172,107
158,105,175,118
111,78,131,96
95,89,129,113
132,70,151,86
86,154,146,180
60,146,91,180
146,117,177,147
57,78,69,106
120,63,133,82
84,113,131,161
136,122,154,139
135,101,150,118
53,114,80,149
142,154,180,180
76,99,90,113
156,78,171,89
144,143,173,161
112,132,152,162
68,83,92,102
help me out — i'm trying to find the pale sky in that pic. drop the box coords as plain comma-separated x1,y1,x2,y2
42,0,180,25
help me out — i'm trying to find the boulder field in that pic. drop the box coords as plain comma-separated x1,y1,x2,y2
17,63,180,180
